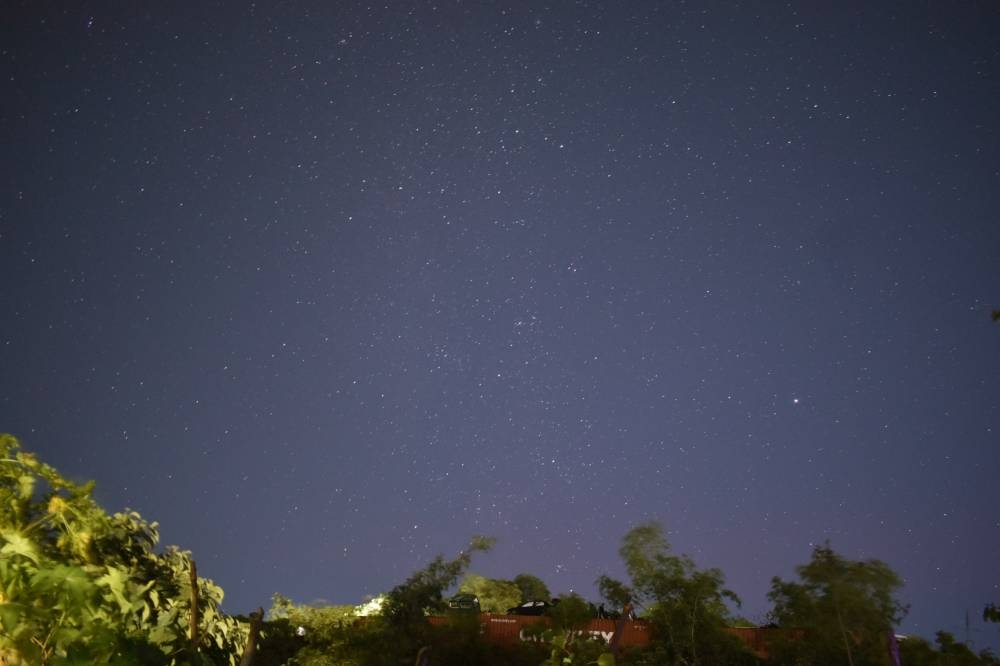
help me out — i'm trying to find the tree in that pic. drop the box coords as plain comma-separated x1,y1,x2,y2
985,603,1000,623
768,542,907,666
0,434,247,665
934,631,996,665
898,631,1000,666
459,574,521,613
897,635,941,666
513,573,551,602
596,575,634,615
252,594,358,666
338,536,495,664
597,522,751,666
548,592,594,633
381,535,495,629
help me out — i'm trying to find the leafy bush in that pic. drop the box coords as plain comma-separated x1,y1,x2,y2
0,434,247,665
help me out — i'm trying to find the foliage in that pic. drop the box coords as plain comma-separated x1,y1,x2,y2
898,631,1000,666
354,595,385,617
767,542,907,666
932,631,1000,666
381,535,494,628
0,434,247,665
537,592,616,666
985,604,1000,624
334,536,495,665
248,542,530,666
249,594,358,666
541,630,615,666
596,575,634,614
597,522,749,666
549,592,594,632
513,572,551,603
458,573,521,613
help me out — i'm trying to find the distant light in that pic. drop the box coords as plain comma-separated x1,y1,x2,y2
296,626,306,637
792,398,800,404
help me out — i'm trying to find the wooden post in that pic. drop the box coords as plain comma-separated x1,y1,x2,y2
239,607,265,666
189,559,200,657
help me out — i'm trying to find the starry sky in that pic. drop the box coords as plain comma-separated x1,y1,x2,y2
2,0,999,649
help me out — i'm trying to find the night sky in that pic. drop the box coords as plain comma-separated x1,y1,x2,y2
3,0,999,649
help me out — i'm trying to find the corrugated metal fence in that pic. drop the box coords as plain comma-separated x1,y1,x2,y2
469,614,651,647
429,615,781,657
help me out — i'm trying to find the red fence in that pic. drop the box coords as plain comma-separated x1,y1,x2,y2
478,614,651,647
429,615,783,658
724,627,790,659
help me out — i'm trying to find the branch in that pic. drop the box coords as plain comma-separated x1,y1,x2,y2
188,560,200,658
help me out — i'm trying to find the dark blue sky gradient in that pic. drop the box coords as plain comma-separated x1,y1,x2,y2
2,0,999,648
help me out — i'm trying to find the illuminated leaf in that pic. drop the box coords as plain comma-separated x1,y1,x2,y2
16,475,34,500
0,530,39,564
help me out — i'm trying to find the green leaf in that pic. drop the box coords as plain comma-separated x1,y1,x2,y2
0,529,40,564
0,601,24,630
16,474,35,500
147,622,177,647
97,565,132,615
31,564,97,613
